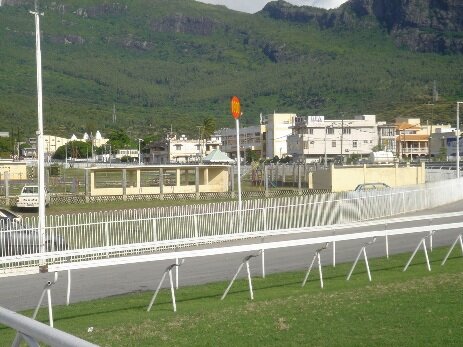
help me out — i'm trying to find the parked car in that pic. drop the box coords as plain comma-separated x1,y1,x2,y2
16,185,50,209
0,208,67,255
354,183,390,192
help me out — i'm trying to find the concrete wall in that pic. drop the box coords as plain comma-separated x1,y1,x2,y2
0,162,27,180
312,163,426,192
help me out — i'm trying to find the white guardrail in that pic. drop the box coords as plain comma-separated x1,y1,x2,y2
1,178,463,275
42,219,462,272
0,306,97,347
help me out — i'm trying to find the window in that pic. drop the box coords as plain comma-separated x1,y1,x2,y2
308,128,314,135
353,140,358,148
175,145,182,151
382,128,395,136
332,141,336,148
342,128,351,135
326,128,334,135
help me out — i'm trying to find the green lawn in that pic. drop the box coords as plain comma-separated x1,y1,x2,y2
0,247,461,346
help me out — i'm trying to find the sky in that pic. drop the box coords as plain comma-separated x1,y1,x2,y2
196,0,349,13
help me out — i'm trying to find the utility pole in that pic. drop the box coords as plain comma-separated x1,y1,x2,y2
340,114,344,164
196,126,203,163
324,125,328,168
30,0,47,259
457,102,462,178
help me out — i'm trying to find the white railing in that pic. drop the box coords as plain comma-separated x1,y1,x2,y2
426,168,457,182
0,306,97,347
1,178,463,275
26,219,463,272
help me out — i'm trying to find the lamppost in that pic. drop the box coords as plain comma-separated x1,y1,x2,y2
138,138,143,165
324,124,331,169
442,136,446,162
428,136,432,162
30,2,46,257
457,102,462,178
340,115,344,164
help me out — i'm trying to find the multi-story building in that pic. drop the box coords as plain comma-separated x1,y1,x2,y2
395,118,453,159
219,124,266,160
377,122,397,153
429,130,461,160
263,113,296,159
287,115,379,163
147,134,221,164
219,112,296,161
43,135,69,156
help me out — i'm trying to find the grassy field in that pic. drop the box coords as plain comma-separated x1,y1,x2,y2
0,247,461,346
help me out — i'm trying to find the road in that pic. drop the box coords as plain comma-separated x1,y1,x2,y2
1,200,463,312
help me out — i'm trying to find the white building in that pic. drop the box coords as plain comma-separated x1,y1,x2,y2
115,149,139,161
23,131,109,159
287,115,379,163
148,134,221,164
43,135,69,155
218,112,296,161
263,112,296,159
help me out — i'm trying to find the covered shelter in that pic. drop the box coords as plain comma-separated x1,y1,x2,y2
203,149,235,164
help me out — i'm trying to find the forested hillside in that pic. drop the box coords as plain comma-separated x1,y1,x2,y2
0,0,461,141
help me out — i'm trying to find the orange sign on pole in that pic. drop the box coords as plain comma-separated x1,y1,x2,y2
231,96,241,120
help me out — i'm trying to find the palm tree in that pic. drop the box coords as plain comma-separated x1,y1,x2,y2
202,117,216,140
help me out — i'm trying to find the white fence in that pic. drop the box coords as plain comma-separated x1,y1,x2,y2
1,178,463,276
426,168,457,182
0,306,97,347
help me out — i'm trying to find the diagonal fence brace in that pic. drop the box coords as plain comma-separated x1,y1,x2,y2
403,231,435,272
221,252,261,301
147,259,185,312
347,237,376,281
441,234,463,265
302,242,329,288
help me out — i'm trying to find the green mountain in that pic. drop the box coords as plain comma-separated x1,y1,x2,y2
0,0,461,141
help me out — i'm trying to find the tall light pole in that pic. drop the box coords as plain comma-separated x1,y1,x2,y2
324,124,328,168
457,102,462,178
138,138,143,165
340,116,344,164
428,136,432,162
30,2,46,257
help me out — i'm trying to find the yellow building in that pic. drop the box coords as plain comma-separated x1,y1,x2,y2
85,164,230,197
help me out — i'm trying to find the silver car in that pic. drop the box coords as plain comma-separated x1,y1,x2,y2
0,208,67,256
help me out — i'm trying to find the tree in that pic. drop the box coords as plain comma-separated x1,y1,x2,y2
245,149,260,164
52,141,90,160
202,116,216,140
0,137,12,158
107,129,134,152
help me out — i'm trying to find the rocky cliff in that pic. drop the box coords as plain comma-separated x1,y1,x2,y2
261,0,463,53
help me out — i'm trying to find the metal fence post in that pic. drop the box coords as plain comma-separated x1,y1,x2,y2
105,222,110,258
